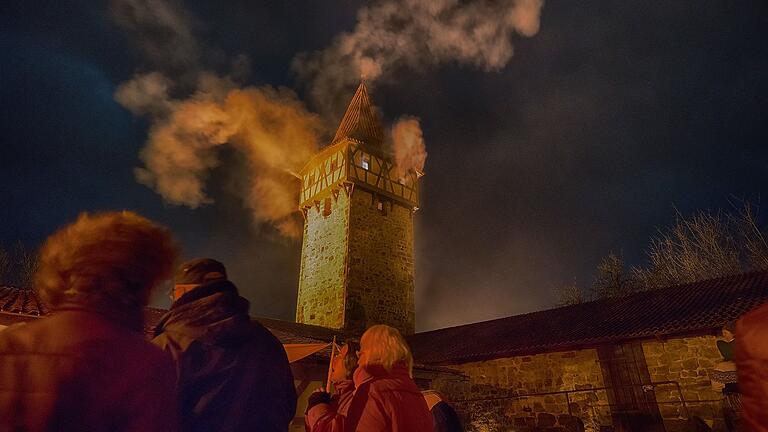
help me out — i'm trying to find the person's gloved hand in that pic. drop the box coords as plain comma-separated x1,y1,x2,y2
307,389,331,411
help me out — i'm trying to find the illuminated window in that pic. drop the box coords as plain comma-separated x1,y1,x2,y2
361,154,370,170
375,197,387,216
330,160,338,171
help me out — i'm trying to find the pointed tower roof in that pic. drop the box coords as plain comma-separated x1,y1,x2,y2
331,81,384,151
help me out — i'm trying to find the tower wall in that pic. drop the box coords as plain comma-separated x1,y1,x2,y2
296,192,350,329
346,188,415,335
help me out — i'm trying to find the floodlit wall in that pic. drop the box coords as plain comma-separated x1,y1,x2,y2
296,192,350,329
346,188,415,335
296,187,416,335
432,349,612,431
642,336,726,432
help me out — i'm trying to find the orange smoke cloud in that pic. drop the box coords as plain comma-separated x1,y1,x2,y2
295,0,545,117
391,116,427,180
119,73,323,237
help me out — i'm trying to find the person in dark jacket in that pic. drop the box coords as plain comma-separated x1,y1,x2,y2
153,258,297,432
0,211,180,432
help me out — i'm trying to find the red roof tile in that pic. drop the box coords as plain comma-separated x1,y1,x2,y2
0,286,47,316
407,271,768,365
331,81,384,152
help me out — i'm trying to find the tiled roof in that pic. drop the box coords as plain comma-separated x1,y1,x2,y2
145,312,359,359
0,287,357,355
331,81,384,151
0,286,47,316
408,271,768,365
255,316,359,345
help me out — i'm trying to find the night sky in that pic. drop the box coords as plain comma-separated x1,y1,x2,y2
1,0,766,331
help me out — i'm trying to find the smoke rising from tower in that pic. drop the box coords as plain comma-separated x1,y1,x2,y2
294,0,544,116
111,0,323,237
391,117,427,179
111,0,544,237
116,72,322,237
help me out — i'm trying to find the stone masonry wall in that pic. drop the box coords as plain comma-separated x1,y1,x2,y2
296,192,349,329
432,350,612,432
346,188,415,334
642,336,726,432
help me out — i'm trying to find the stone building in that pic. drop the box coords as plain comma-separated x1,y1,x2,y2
3,83,768,431
407,271,768,432
295,81,420,335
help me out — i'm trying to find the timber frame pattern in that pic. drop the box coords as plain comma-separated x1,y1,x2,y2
299,138,419,215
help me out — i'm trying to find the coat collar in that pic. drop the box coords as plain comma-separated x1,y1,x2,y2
54,302,144,333
153,281,251,342
353,363,411,387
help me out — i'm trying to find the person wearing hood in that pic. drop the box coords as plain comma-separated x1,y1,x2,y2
153,258,296,432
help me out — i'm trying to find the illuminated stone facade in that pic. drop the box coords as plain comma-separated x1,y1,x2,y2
426,335,732,432
345,188,415,334
431,349,612,431
295,82,418,335
296,187,416,334
641,336,726,432
296,192,350,329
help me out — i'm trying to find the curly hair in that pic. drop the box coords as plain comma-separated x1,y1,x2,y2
34,211,179,310
359,325,414,375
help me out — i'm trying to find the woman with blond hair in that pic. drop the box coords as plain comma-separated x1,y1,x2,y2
308,324,433,431
0,211,180,432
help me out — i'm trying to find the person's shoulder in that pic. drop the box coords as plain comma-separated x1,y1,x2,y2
739,303,768,328
249,320,284,347
0,320,38,351
100,324,174,367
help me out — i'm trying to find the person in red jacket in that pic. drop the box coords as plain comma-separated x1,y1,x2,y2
735,302,768,431
0,211,179,432
307,325,433,431
306,341,360,432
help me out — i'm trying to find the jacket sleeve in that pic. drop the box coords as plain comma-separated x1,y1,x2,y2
307,403,346,432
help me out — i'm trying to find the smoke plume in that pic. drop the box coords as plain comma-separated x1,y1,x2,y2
294,0,544,116
391,116,427,180
113,0,545,236
111,0,326,237
116,72,323,237
110,0,199,71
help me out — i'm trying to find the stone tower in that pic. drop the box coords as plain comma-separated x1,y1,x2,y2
295,82,421,335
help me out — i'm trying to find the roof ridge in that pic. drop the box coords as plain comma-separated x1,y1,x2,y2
410,270,768,337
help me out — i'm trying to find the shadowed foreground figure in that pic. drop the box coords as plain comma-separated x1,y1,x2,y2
153,258,296,432
0,211,179,432
735,303,768,431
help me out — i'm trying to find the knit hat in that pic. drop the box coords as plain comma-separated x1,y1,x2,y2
175,258,228,284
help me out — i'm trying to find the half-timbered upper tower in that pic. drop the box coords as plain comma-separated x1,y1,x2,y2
295,82,420,335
